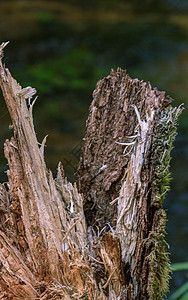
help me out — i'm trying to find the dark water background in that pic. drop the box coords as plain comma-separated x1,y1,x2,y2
0,0,187,297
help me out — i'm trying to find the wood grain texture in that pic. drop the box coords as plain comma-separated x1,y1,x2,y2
0,42,181,299
76,68,170,230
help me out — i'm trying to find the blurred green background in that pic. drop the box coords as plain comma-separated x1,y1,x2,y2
0,0,187,298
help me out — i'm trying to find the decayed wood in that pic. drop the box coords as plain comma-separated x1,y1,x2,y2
0,42,89,299
76,69,170,229
76,69,183,299
0,42,183,299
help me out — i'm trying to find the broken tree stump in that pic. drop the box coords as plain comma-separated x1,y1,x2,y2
0,42,183,299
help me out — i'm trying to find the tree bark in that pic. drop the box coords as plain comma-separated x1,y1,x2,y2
0,42,183,299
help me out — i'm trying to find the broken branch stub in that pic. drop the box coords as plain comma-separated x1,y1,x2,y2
0,42,89,299
0,42,183,299
76,68,183,298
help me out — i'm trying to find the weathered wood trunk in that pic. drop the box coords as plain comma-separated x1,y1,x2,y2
0,42,183,299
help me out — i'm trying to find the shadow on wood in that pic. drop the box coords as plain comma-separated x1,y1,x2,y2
0,42,183,299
